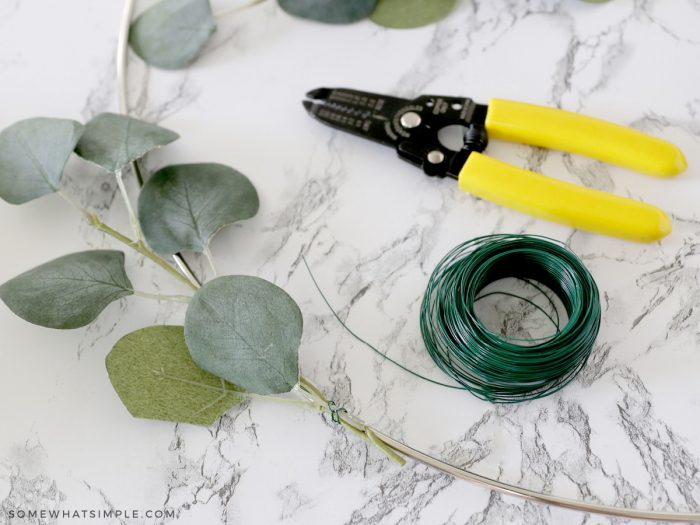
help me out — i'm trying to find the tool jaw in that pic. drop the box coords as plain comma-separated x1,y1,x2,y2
304,87,488,178
303,87,412,147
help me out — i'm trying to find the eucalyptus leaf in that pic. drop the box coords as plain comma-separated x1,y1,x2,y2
74,113,179,173
370,0,457,29
0,118,83,204
129,0,217,69
106,325,244,426
278,0,377,24
184,276,302,395
0,250,133,329
138,163,259,257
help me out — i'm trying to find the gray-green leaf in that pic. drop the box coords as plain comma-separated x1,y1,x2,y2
129,0,217,69
106,325,244,426
370,0,457,29
278,0,377,24
0,118,83,204
138,163,259,257
0,250,133,329
74,113,179,172
184,276,302,395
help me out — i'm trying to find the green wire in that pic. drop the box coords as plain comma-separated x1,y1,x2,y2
421,234,601,403
303,234,601,404
303,256,467,390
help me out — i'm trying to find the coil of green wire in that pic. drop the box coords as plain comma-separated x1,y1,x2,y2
420,234,601,403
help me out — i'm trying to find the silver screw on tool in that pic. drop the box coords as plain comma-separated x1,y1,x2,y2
400,111,422,129
427,150,445,164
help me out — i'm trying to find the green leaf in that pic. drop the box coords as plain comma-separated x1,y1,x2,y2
129,0,217,69
370,0,457,29
0,118,83,204
138,163,259,257
74,113,179,173
0,250,133,329
185,276,302,395
278,0,377,24
106,325,244,426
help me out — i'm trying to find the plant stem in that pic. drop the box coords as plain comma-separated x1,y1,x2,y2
214,0,266,19
297,376,406,465
89,214,198,291
155,372,315,410
115,0,200,287
114,168,144,243
204,247,218,278
157,372,401,464
245,391,318,409
133,290,192,303
58,190,91,219
59,190,198,291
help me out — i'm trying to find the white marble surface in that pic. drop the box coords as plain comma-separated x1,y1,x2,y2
1,0,700,524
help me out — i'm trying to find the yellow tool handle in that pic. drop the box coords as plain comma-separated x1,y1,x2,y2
458,153,672,242
485,98,687,178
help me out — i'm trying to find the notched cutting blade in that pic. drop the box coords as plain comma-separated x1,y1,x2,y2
303,87,410,147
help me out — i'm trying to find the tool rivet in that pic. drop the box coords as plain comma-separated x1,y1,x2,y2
400,111,422,129
427,150,445,164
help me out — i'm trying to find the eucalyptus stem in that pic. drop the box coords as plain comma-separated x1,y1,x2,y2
58,190,91,219
133,290,192,303
245,392,317,409
212,378,403,464
88,214,198,291
297,376,406,465
115,0,200,288
59,190,198,291
204,247,218,277
114,168,144,243
214,0,266,19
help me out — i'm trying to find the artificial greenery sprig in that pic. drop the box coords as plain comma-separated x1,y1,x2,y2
0,110,402,463
126,0,612,71
126,0,462,70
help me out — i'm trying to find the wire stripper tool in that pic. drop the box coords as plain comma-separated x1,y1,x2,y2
303,87,686,242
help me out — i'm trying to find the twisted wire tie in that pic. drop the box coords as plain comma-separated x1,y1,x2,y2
326,400,348,424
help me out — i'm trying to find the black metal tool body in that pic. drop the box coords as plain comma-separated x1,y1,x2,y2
304,87,488,179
